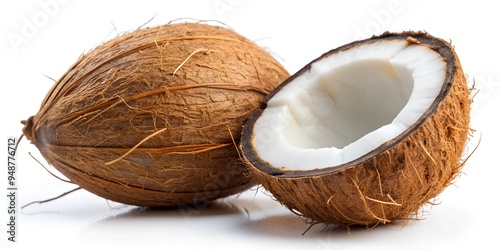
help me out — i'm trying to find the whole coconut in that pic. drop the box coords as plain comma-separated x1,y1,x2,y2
22,22,289,206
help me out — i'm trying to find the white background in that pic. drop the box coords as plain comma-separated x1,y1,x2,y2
1,0,499,249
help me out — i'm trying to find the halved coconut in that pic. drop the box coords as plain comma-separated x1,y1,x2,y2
241,31,471,226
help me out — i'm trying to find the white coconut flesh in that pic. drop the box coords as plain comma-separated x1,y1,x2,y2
252,40,446,170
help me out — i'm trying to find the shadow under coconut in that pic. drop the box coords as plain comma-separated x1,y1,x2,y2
240,213,418,239
242,214,313,237
103,199,247,220
78,199,251,244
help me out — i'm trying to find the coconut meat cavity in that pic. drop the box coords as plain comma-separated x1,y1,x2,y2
252,40,446,170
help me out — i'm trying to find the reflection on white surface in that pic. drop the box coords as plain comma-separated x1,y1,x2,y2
11,181,482,250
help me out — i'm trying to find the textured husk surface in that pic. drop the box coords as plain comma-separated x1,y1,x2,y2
22,22,289,206
242,32,472,226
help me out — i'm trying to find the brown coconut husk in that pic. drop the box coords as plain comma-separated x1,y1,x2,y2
22,22,290,207
241,31,472,226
